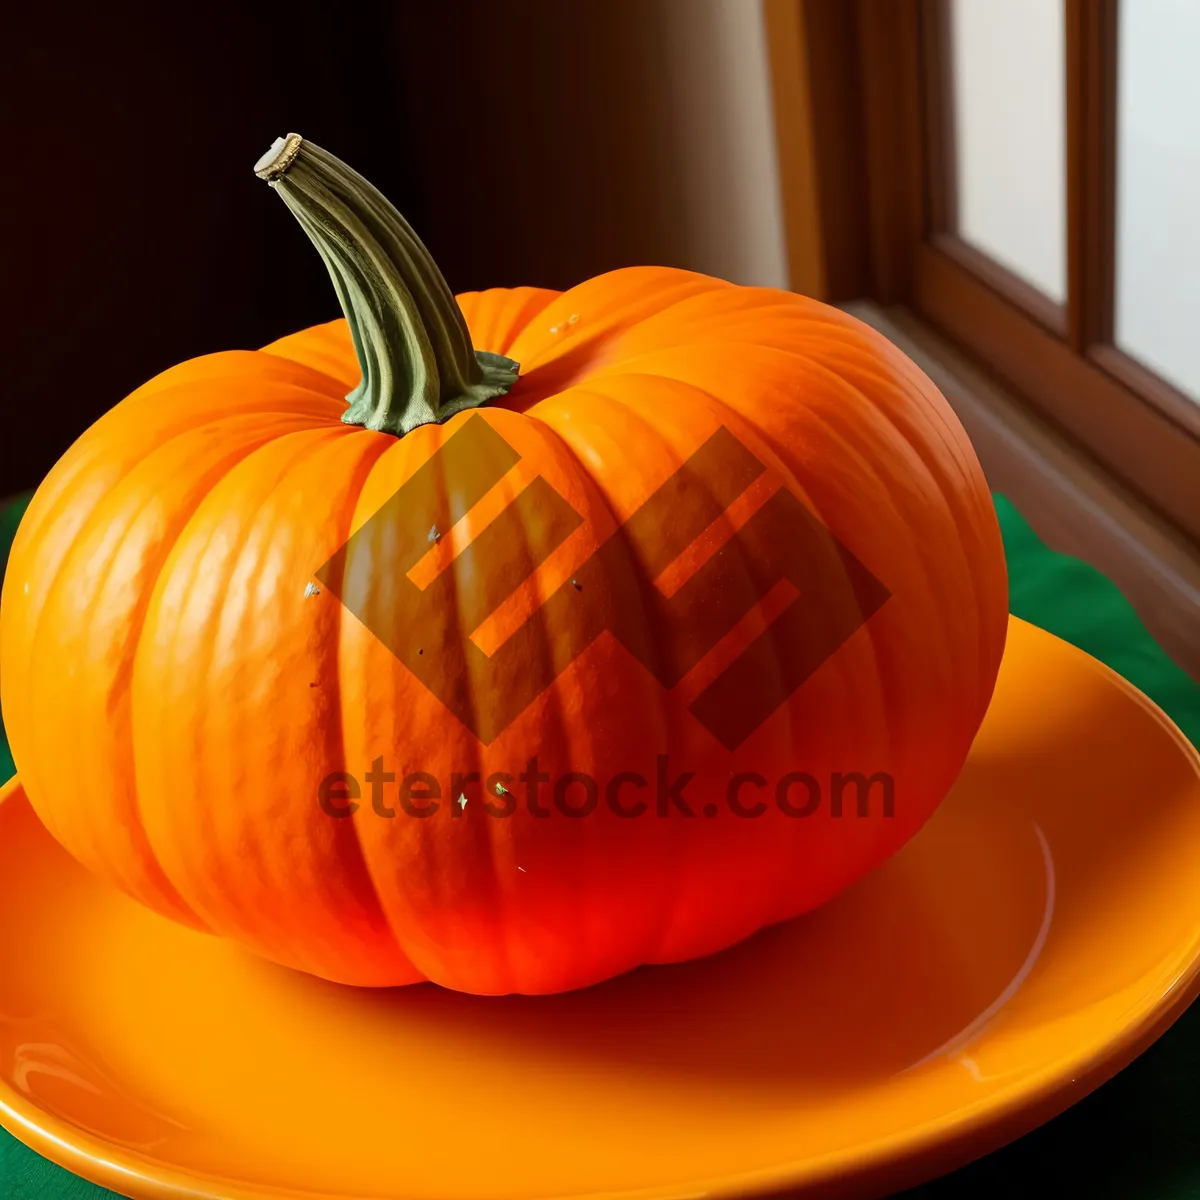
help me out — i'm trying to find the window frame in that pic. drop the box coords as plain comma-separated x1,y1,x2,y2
764,0,1200,546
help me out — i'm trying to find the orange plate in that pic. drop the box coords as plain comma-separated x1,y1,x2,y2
3,615,1200,1200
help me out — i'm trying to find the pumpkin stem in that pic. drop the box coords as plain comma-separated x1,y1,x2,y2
254,133,519,437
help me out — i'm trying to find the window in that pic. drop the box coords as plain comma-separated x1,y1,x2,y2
765,0,1200,546
1114,0,1200,401
948,0,1067,306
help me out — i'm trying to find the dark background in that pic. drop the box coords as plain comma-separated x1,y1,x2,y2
0,0,689,493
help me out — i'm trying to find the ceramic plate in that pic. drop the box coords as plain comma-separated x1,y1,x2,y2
2,615,1200,1200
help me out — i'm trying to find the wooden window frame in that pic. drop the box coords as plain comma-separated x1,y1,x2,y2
764,0,1200,547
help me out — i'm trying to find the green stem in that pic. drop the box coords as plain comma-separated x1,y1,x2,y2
254,133,518,437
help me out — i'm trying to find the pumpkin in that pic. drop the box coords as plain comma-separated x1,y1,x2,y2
0,134,1007,995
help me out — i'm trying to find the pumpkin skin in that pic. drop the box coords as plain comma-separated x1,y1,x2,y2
0,148,1007,996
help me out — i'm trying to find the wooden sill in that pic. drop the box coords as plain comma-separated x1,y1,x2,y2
843,300,1200,684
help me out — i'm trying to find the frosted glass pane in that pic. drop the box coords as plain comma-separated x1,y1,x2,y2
950,0,1066,302
1115,0,1200,402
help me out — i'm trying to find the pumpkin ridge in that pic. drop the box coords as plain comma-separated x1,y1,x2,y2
848,351,1007,721
498,400,687,975
515,386,761,968
548,287,834,367
344,423,542,985
527,406,682,985
568,354,958,776
130,425,360,956
799,343,988,712
322,435,425,982
790,340,1002,734
828,340,1008,716
554,375,818,955
497,286,564,352
118,421,374,925
687,322,992,546
1,445,114,844
258,319,358,388
758,343,997,729
27,421,334,929
146,372,351,423
11,411,336,869
121,350,351,416
592,347,986,744
770,349,977,743
505,272,727,388
217,427,399,976
254,351,358,403
112,425,336,932
507,297,854,416
442,423,518,991
596,291,816,353
463,285,562,357
420,422,516,990
483,410,632,989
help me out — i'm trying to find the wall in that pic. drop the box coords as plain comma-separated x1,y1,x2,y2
389,0,789,294
656,0,790,289
0,0,423,493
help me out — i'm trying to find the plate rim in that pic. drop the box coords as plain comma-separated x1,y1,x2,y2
2,618,1200,1200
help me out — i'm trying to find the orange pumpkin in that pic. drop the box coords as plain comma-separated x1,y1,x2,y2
0,134,1007,994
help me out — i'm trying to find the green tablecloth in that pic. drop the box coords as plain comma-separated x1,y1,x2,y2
1,490,1198,1199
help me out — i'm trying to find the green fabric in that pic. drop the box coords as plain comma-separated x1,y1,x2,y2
0,493,28,785
0,489,1197,1199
